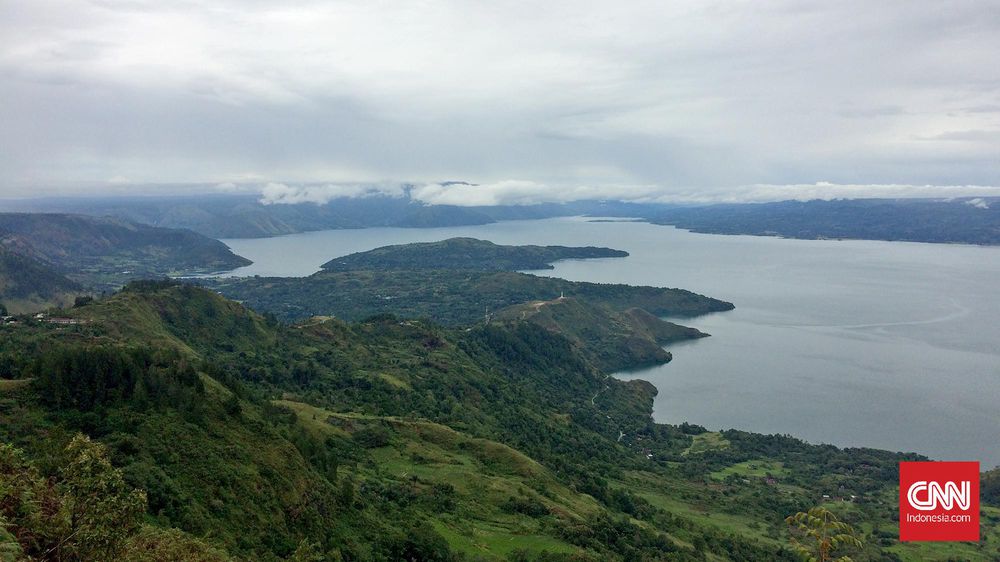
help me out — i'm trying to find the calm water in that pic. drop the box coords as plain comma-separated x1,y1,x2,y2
221,217,1000,467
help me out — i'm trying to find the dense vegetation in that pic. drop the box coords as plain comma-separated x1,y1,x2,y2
203,269,732,326
0,213,251,293
320,238,628,272
0,248,83,313
206,237,728,372
2,282,997,560
494,298,706,372
647,198,1000,245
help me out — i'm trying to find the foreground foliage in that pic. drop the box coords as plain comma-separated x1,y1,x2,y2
0,282,996,560
786,507,863,562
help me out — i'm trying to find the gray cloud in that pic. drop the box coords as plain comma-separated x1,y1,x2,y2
258,182,406,205
919,130,1000,142
1,0,999,200
961,104,1000,114
255,181,1000,207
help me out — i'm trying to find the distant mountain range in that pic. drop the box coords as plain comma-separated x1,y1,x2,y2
0,193,667,238
647,197,1000,245
6,192,1000,245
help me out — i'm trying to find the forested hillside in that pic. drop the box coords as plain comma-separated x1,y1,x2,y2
203,267,727,373
204,269,731,326
320,238,628,272
2,282,997,561
0,213,251,294
495,298,707,372
0,248,83,313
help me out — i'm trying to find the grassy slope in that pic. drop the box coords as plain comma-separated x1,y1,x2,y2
279,400,596,559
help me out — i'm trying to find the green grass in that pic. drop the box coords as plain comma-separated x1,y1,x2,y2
0,379,31,392
616,470,786,548
278,400,596,560
429,518,580,559
376,372,411,390
710,459,789,481
885,502,1000,561
683,432,730,456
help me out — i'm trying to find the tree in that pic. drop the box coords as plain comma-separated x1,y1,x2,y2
785,507,862,562
0,442,69,556
983,467,1000,504
1,435,145,561
60,435,148,560
0,522,22,562
287,539,324,562
121,527,231,562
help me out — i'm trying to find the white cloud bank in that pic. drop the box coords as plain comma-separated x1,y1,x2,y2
258,182,407,205
256,181,1000,207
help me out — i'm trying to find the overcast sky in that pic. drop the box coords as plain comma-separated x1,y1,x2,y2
2,0,999,204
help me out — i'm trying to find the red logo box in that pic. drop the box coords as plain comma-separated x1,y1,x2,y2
899,461,979,542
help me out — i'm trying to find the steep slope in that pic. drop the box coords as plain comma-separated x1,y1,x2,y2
0,213,251,289
495,297,707,372
0,248,83,313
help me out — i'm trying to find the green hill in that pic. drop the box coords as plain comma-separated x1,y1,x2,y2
320,238,628,272
204,268,730,374
2,282,993,561
205,269,732,326
0,213,251,291
495,297,706,372
209,238,728,373
0,248,83,313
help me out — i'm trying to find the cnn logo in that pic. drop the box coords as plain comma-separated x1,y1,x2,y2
899,461,979,542
906,480,971,511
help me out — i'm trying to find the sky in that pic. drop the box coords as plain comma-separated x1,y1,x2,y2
2,0,999,204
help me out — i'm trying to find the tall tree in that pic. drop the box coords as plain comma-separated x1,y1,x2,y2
785,506,862,562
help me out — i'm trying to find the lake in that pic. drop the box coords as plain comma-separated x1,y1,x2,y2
221,217,1000,467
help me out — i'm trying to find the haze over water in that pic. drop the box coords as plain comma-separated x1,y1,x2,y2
223,217,1000,467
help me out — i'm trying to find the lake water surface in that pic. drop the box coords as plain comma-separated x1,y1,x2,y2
222,217,1000,467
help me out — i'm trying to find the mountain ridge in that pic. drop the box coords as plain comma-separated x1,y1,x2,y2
0,213,251,295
